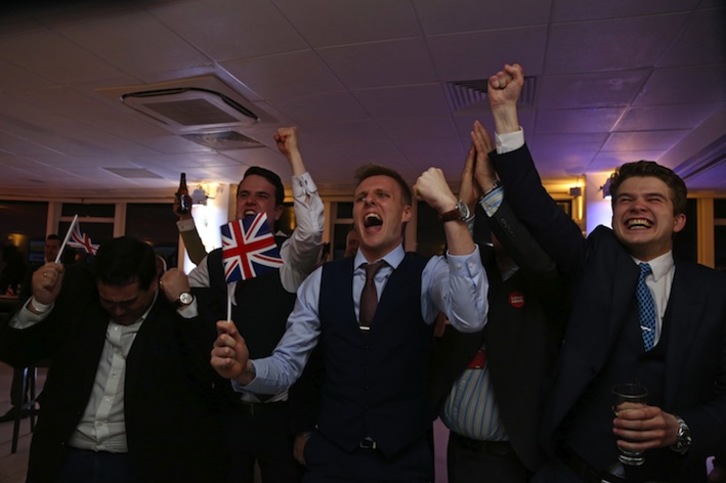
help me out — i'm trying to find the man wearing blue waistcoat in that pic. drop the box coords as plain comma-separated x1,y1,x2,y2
212,164,488,482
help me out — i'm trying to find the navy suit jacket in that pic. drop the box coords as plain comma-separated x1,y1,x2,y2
492,144,726,479
429,200,567,472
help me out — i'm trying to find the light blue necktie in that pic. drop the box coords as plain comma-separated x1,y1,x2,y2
637,263,656,351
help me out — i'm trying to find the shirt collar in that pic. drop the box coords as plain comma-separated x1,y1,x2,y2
354,244,405,271
633,251,674,283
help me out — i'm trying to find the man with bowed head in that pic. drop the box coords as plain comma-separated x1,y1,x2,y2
212,164,488,482
485,63,726,482
0,236,225,483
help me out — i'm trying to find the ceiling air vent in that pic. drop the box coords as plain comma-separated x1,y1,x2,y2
182,130,265,151
97,75,274,134
121,87,258,132
446,76,537,111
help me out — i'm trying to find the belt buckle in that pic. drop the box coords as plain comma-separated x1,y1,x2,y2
359,438,377,450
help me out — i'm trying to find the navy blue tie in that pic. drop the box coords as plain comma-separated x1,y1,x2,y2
637,263,656,351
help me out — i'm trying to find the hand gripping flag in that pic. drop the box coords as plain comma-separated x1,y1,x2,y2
67,222,99,255
221,213,284,282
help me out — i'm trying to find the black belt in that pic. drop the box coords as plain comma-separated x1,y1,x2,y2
231,400,288,416
452,433,513,456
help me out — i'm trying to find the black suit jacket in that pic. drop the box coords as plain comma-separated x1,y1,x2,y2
493,144,726,480
0,265,226,483
429,200,567,472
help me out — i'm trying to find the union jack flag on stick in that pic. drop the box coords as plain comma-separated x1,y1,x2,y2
221,213,284,320
67,220,99,255
221,213,284,283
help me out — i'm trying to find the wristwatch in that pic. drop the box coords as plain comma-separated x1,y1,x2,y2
175,292,194,309
670,416,692,454
441,200,473,223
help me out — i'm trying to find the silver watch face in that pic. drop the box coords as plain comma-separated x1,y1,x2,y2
457,200,471,220
178,292,193,305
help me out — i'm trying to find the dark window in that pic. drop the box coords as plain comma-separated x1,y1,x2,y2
0,200,48,265
337,202,353,219
715,199,726,272
61,203,115,218
126,203,181,269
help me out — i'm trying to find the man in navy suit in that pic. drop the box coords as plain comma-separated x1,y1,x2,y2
483,63,726,482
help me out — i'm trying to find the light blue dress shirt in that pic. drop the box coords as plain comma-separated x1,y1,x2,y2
236,243,488,395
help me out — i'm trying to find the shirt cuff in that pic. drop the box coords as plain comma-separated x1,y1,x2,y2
445,245,482,277
478,187,504,217
292,172,318,197
10,299,52,329
176,299,198,318
176,218,196,232
495,129,525,154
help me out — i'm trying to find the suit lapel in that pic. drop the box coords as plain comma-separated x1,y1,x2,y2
663,263,701,407
123,297,163,398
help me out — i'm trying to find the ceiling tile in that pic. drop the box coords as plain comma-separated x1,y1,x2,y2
602,130,690,152
536,108,626,134
545,13,688,74
537,70,650,109
152,0,307,61
551,0,700,22
635,65,726,106
56,10,211,77
272,0,420,47
353,84,450,118
427,27,547,81
658,6,726,67
318,38,437,89
222,50,343,100
414,0,552,35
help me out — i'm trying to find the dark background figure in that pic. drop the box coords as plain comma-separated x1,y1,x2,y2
0,234,64,424
0,236,226,483
430,126,568,483
0,244,27,296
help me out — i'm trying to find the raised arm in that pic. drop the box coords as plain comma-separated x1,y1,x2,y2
484,64,586,276
275,127,325,292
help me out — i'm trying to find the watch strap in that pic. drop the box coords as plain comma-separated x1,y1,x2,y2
441,206,462,222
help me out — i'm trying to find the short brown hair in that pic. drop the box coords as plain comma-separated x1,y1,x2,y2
609,160,687,215
354,164,412,205
239,166,285,206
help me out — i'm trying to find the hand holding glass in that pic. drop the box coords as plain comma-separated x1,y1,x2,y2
611,383,648,466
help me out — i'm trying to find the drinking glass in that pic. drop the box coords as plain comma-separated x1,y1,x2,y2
611,382,648,466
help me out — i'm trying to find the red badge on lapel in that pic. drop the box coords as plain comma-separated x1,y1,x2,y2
509,291,525,308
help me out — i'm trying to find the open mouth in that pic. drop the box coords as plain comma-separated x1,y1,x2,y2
626,218,653,229
364,213,383,228
243,209,258,218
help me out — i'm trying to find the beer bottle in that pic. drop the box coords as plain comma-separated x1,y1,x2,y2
176,172,191,214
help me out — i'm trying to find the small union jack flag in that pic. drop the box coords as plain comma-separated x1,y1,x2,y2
67,222,99,255
221,213,284,283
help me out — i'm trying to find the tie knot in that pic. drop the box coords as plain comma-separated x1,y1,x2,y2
364,260,386,278
639,262,652,278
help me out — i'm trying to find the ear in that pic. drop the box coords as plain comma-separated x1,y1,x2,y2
401,204,413,223
672,213,686,234
273,204,285,221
